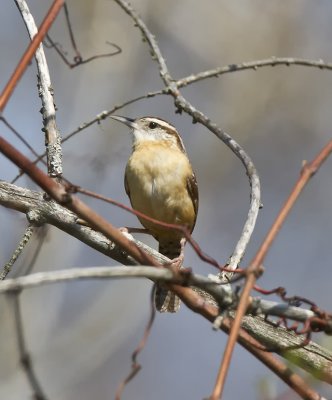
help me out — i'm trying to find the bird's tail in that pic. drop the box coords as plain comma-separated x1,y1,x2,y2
156,240,182,313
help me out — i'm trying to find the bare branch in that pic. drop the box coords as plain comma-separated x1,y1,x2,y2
11,294,48,400
0,266,321,324
115,285,156,400
15,0,63,177
45,34,122,68
0,224,35,280
176,57,332,88
44,3,121,67
0,266,174,292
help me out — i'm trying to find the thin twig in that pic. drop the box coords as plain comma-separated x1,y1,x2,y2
0,0,64,112
44,4,121,68
212,139,332,398
176,57,332,88
18,225,48,277
11,294,48,400
59,4,121,66
10,224,47,399
115,285,156,400
45,34,122,68
15,0,63,178
0,224,35,280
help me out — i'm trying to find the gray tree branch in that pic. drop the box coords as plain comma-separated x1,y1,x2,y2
1,180,332,383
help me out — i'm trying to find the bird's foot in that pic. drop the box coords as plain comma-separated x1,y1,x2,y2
119,227,151,235
76,218,89,227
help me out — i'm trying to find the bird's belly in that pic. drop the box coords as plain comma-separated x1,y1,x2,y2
125,151,195,238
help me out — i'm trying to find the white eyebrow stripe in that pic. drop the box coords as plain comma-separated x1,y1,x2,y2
146,118,176,131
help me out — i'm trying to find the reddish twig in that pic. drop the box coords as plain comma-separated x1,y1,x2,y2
212,139,332,399
254,284,332,336
0,0,64,112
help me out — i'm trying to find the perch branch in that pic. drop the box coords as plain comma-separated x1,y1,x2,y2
1,180,332,385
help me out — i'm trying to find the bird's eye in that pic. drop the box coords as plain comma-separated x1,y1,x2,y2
148,121,158,129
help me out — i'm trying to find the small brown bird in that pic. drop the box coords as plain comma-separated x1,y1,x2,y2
111,115,198,312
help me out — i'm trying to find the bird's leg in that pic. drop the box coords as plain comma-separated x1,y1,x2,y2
163,238,187,268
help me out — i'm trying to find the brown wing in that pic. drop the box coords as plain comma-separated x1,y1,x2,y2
186,172,199,232
124,173,130,198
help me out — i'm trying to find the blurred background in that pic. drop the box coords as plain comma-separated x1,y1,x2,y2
1,1,332,399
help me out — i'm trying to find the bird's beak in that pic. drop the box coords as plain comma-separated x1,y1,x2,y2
110,115,137,129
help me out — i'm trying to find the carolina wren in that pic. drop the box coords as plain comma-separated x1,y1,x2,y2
111,115,198,312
